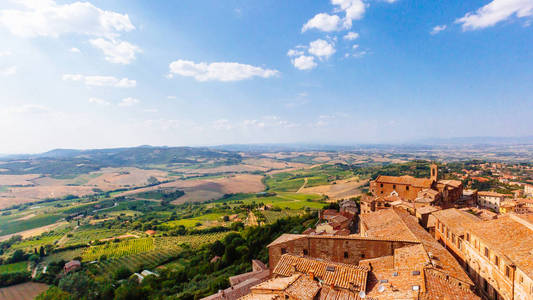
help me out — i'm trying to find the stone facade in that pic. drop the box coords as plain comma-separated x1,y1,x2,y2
267,234,416,274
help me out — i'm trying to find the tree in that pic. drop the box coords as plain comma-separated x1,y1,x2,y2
35,286,71,300
39,246,45,257
113,266,132,280
58,272,97,299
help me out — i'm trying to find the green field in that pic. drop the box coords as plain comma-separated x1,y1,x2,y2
10,233,64,251
43,248,85,263
162,212,227,228
265,164,353,192
0,214,62,236
222,192,325,210
82,238,154,261
0,261,27,274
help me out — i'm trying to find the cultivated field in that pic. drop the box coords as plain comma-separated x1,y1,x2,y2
0,282,48,300
298,178,367,200
0,221,68,242
0,174,41,186
117,174,265,204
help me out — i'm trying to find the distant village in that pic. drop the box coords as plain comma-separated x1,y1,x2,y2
203,162,533,300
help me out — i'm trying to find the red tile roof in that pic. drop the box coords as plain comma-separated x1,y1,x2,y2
273,254,369,291
374,175,434,188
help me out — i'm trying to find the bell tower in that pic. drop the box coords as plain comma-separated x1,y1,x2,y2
430,163,438,182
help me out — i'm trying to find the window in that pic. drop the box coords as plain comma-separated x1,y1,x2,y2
494,256,499,267
406,186,409,191
393,184,396,189
281,248,287,254
452,233,456,243
466,233,470,242
484,247,489,258
380,191,383,194
344,252,349,259
380,183,383,188
303,249,308,255
505,266,511,278
483,279,488,292
360,253,365,258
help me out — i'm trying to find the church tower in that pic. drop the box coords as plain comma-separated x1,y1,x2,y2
430,163,438,182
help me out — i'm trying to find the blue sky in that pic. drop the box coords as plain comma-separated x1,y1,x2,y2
0,0,532,153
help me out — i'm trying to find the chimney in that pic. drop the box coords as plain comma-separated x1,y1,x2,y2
309,269,315,280
292,263,297,273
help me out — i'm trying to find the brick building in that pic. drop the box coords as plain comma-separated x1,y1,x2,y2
369,164,463,208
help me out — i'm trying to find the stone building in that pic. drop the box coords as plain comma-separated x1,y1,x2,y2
238,207,480,300
478,191,509,211
432,208,481,265
369,163,463,207
462,214,533,300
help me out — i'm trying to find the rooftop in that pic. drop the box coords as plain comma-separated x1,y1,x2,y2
467,214,533,278
374,175,434,188
431,208,481,235
361,208,473,285
272,254,369,291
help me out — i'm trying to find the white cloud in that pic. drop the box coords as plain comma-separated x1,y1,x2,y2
62,74,136,88
291,55,317,70
69,47,81,53
243,119,266,128
88,97,110,106
168,60,279,82
144,108,158,113
352,44,359,49
118,97,140,107
302,13,342,32
456,0,533,30
3,104,51,114
90,38,141,64
213,119,233,130
0,50,12,56
167,96,176,100
0,0,135,38
431,24,447,35
287,49,305,57
0,66,17,76
343,31,359,40
308,39,336,59
331,0,366,28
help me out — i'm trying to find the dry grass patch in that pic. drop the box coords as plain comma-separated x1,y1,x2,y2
298,178,367,201
0,282,48,300
0,174,41,186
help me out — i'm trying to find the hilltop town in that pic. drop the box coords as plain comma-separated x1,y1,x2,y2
204,163,533,300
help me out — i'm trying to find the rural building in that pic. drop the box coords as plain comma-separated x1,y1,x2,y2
525,184,533,197
63,260,81,273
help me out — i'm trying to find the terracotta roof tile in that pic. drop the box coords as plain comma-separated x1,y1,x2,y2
467,214,533,278
273,254,369,291
374,175,434,188
431,208,481,235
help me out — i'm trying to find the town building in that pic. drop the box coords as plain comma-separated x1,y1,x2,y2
477,191,509,211
462,214,533,300
432,208,481,265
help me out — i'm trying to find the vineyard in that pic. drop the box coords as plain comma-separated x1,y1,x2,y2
60,228,130,246
10,233,64,251
88,247,182,278
81,238,154,261
262,210,302,224
154,232,232,249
